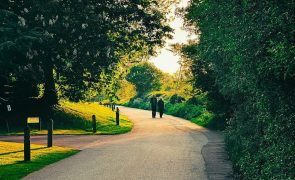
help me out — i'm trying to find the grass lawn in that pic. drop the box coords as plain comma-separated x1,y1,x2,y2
0,141,78,180
0,101,133,135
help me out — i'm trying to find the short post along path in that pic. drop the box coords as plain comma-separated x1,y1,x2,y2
1,106,232,180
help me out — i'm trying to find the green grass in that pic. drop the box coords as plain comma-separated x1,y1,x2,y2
0,141,78,180
0,101,133,135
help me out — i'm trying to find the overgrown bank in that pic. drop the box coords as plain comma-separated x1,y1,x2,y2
184,1,295,179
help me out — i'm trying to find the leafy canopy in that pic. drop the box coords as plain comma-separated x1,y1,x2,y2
126,62,163,96
0,0,173,103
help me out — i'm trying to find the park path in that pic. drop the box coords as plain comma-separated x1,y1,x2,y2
0,106,233,180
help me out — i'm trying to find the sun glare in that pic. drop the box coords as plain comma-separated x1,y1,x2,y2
150,0,192,74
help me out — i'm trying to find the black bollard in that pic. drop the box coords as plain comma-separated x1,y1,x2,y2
92,115,97,133
39,117,42,131
47,119,53,147
24,126,30,161
116,107,120,126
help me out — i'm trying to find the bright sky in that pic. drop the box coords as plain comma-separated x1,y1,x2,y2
150,0,192,74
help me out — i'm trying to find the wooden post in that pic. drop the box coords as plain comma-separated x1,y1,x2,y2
24,126,30,161
116,107,120,126
92,115,97,133
5,119,10,133
47,119,53,147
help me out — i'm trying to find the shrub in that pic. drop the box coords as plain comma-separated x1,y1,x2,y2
127,98,150,110
169,94,185,104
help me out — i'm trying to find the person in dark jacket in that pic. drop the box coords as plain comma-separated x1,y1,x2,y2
150,95,157,118
158,98,164,118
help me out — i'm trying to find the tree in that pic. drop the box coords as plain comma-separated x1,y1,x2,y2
0,0,173,104
115,80,136,103
126,62,162,96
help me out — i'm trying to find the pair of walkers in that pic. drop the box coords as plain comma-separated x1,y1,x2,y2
150,96,164,118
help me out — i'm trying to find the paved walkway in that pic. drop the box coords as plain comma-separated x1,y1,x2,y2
0,106,233,180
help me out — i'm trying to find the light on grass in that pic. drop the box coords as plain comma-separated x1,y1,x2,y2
0,102,133,136
0,141,78,180
57,101,133,135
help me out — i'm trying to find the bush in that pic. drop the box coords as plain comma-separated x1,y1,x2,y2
127,98,150,110
169,94,185,104
191,110,214,127
166,103,203,119
186,94,207,106
147,91,174,101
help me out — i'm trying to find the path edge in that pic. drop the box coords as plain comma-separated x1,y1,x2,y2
201,130,234,180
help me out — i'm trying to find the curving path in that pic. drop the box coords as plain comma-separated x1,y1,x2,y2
0,106,233,180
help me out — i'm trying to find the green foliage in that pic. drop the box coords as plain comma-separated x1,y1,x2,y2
126,62,163,96
0,0,173,108
0,9,47,101
169,94,185,104
191,111,213,127
147,90,174,100
165,103,204,119
124,97,149,110
185,0,295,179
115,80,137,104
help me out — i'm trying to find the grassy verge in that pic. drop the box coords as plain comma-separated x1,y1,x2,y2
0,101,133,135
0,141,78,180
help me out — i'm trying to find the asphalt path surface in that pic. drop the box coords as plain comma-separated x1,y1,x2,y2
0,106,232,180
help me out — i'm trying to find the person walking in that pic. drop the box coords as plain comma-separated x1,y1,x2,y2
158,98,164,118
150,95,157,118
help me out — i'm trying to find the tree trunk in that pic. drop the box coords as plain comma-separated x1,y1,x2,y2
42,58,58,107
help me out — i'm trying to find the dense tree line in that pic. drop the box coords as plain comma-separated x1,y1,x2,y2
184,0,295,179
0,0,172,122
